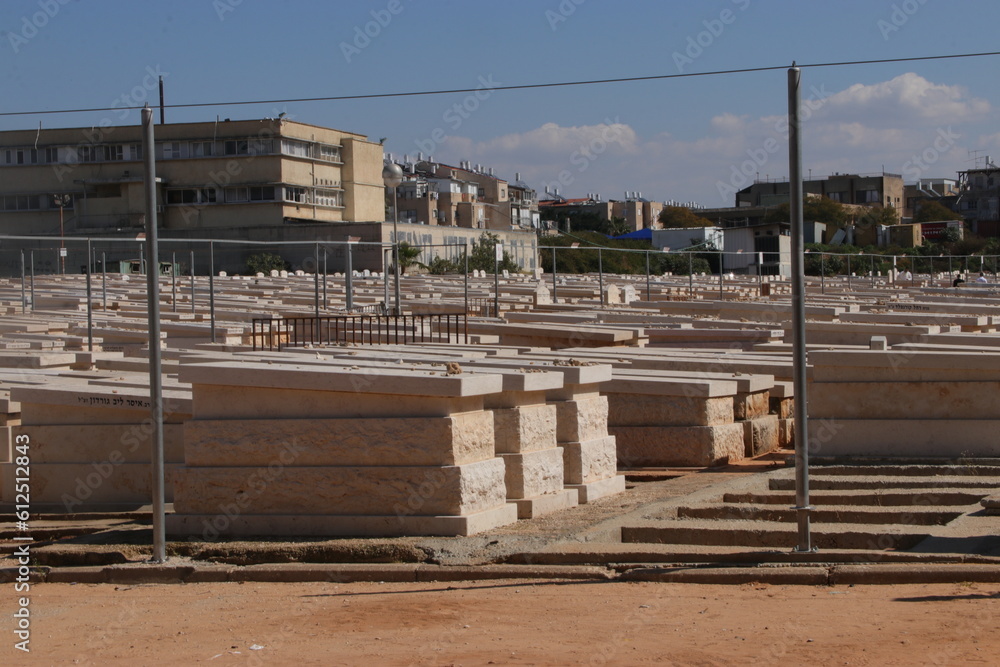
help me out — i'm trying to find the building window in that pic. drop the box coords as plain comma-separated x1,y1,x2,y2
78,145,99,163
45,147,59,163
225,186,275,202
224,140,249,156
105,145,124,161
130,144,143,161
857,190,880,203
314,188,343,208
167,189,198,205
284,186,306,203
161,142,184,159
281,139,310,158
317,144,341,162
190,142,215,158
1,194,43,211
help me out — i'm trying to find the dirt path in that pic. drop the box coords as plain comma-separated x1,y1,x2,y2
3,580,998,665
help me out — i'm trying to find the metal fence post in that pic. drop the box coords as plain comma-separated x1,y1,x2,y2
86,238,93,352
20,250,26,314
171,251,177,313
101,251,106,311
598,247,604,306
209,241,216,344
346,242,354,311
29,250,34,311
190,250,195,314
551,246,558,304
688,252,693,295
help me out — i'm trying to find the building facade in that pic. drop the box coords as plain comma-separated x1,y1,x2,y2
0,118,386,237
736,173,904,211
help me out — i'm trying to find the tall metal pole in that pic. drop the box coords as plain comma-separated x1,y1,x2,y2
820,253,825,294
645,251,651,301
847,255,852,290
393,191,401,315
788,65,813,553
688,252,693,295
493,242,500,318
323,248,328,309
598,248,604,306
870,254,875,288
314,243,320,319
345,242,354,311
171,251,177,313
29,250,34,311
86,238,93,352
189,250,195,313
551,247,558,303
20,251,26,314
719,251,724,300
141,105,166,564
101,251,107,311
383,248,390,311
209,241,216,344
463,243,469,315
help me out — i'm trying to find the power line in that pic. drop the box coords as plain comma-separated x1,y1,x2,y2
2,50,999,119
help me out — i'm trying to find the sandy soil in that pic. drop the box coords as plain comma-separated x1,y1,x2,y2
3,580,998,665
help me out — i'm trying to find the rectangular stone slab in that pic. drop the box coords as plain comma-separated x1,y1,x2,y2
191,385,486,420
14,424,185,463
607,393,734,427
742,415,780,457
806,419,1000,458
492,404,557,454
611,423,745,467
0,462,182,505
183,412,494,467
553,395,609,443
500,447,566,499
171,457,507,517
179,361,503,397
165,504,519,538
561,435,618,485
809,381,1000,420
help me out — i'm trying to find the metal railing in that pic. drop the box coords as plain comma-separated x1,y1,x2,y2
251,312,467,351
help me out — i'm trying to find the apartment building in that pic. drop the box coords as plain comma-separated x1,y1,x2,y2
538,192,663,232
390,158,539,231
735,172,904,211
0,118,385,236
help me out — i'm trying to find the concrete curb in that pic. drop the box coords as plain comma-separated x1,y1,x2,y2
7,561,1000,585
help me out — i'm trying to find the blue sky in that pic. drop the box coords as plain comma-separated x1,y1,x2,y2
2,0,999,207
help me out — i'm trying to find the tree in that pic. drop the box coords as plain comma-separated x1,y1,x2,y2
467,232,520,273
857,206,899,229
245,252,288,275
603,216,630,237
914,200,957,223
658,205,714,228
394,242,423,274
764,197,849,226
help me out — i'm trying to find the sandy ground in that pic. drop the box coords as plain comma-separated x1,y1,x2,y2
3,580,998,665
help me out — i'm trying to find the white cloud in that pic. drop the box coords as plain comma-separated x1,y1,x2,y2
428,74,994,207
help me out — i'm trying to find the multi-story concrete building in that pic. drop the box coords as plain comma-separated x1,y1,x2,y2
956,163,1000,234
0,118,385,236
736,172,904,211
538,192,664,232
390,158,539,231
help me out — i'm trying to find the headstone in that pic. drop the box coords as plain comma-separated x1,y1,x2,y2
604,284,621,305
502,270,510,279
362,269,371,277
270,270,279,277
218,271,227,277
295,270,305,276
256,273,265,278
279,270,288,278
533,282,552,306
621,284,637,305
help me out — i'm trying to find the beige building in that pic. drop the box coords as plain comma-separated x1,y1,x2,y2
539,192,663,233
736,173,904,211
0,118,385,236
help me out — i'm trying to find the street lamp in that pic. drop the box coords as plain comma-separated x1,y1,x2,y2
382,162,404,315
51,194,72,274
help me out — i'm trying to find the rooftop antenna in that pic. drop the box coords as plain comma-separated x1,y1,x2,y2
159,76,165,125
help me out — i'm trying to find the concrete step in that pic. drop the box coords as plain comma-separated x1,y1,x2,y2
812,464,1000,477
502,543,1000,566
724,489,991,506
768,476,1000,491
674,504,967,525
621,519,931,550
